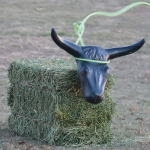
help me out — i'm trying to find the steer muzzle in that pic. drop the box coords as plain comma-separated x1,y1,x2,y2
84,93,104,104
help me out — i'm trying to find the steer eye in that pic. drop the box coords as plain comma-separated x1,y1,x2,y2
79,66,90,75
104,65,110,75
104,65,110,71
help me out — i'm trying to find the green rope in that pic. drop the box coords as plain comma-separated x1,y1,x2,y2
74,57,110,64
73,2,150,46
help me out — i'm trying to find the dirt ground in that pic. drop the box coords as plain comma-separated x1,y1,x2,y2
0,0,150,149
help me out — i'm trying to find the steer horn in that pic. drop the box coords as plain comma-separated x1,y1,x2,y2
51,28,82,57
106,38,146,60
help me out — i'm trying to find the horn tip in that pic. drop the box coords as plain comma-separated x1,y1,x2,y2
140,38,146,46
141,38,146,43
51,28,56,34
51,28,57,39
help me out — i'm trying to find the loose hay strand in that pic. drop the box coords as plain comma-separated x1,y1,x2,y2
7,58,115,146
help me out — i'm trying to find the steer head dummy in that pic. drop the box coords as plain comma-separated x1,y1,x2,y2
51,28,145,104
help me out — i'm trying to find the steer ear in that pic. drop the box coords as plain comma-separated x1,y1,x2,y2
106,38,146,60
51,28,82,57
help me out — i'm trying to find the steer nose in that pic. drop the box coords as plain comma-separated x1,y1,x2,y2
84,93,104,104
94,93,104,104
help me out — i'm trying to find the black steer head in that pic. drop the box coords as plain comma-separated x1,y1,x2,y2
51,28,145,104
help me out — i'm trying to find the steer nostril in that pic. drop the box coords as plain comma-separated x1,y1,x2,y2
94,94,104,102
95,94,104,98
84,93,104,104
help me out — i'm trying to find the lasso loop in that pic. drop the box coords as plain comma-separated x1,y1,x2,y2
73,2,150,46
73,21,85,46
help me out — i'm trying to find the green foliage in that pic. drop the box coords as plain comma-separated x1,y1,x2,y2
7,58,115,146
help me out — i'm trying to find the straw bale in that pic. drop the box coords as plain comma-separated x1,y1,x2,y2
7,58,115,146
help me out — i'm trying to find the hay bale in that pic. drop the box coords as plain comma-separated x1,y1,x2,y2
7,58,115,146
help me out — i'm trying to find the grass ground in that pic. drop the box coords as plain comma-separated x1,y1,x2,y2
0,0,150,149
